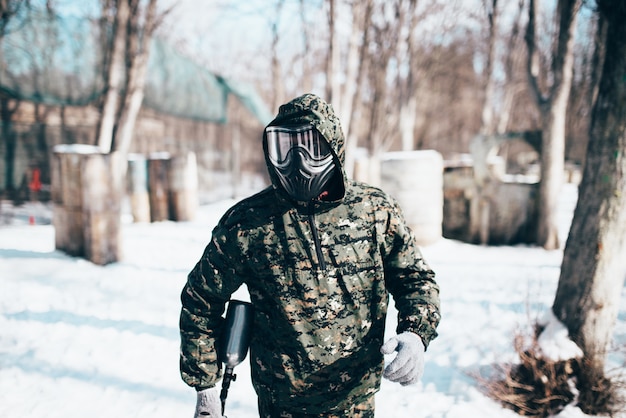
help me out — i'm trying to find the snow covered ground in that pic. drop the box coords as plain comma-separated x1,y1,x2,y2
1,183,624,418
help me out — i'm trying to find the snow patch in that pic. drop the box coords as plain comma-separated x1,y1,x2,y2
537,310,584,361
0,183,623,418
53,144,102,154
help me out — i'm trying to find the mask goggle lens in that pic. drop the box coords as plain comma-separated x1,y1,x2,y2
266,124,331,164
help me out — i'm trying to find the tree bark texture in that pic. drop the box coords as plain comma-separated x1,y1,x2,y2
97,0,129,153
526,0,580,250
325,0,341,107
399,0,418,151
552,0,626,376
339,0,365,149
366,1,400,164
113,0,157,158
344,0,373,179
270,0,285,112
496,0,525,135
480,0,498,136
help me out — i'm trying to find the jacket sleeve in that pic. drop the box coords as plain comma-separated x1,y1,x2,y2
179,226,245,389
381,199,441,349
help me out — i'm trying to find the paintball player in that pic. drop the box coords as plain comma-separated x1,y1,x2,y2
180,93,441,417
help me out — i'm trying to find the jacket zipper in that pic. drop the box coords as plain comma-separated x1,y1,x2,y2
307,203,327,272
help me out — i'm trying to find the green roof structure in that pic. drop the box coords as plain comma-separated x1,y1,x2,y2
0,8,272,124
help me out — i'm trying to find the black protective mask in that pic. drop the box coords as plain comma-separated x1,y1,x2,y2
266,124,337,202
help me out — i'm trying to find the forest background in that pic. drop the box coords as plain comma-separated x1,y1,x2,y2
1,0,625,416
42,0,597,164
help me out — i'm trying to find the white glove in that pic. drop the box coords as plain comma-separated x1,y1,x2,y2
381,332,425,386
194,387,224,418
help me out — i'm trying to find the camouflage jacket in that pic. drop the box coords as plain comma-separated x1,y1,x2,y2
179,94,441,414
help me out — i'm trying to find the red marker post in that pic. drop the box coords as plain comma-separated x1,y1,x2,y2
28,168,42,225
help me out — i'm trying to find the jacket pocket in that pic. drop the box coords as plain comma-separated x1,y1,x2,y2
328,238,379,275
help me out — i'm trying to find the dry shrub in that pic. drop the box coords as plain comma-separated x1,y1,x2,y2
576,351,626,416
477,330,626,417
477,332,580,417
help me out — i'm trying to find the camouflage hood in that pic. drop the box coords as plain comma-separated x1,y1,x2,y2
263,93,347,202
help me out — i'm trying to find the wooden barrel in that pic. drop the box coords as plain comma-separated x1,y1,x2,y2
81,150,124,265
127,154,150,223
52,145,86,255
148,152,171,222
52,145,122,265
168,152,198,222
380,150,443,245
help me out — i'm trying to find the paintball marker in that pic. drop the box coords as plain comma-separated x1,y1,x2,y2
218,300,254,416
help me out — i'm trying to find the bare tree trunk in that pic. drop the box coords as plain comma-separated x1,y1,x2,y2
399,0,418,152
588,13,607,111
525,0,581,250
344,0,373,178
496,0,525,135
480,0,498,136
325,0,340,104
399,97,417,151
366,44,390,185
552,0,626,404
359,0,406,184
470,0,500,245
270,0,285,112
97,0,129,153
114,0,157,158
297,0,313,93
339,1,362,143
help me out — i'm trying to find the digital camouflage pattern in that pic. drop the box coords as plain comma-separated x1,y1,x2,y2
258,391,376,418
180,93,441,414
